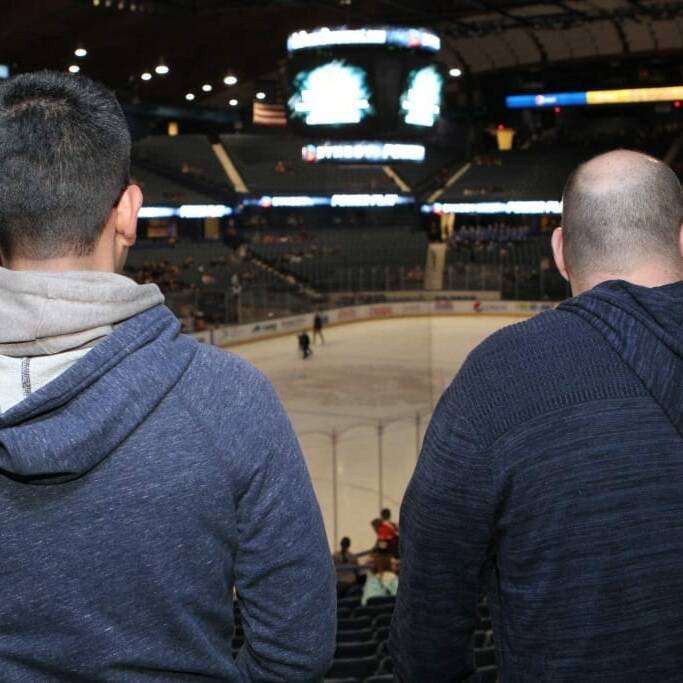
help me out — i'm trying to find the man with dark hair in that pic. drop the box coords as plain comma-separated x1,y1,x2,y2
0,71,335,681
391,150,683,681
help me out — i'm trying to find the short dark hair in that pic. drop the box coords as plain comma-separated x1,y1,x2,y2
340,537,351,550
381,508,391,520
562,150,683,278
0,70,131,260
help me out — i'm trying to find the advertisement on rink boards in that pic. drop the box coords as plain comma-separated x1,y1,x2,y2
191,300,555,347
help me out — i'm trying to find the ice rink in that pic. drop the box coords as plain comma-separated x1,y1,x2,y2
230,315,518,552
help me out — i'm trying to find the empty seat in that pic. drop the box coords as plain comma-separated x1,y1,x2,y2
336,628,375,643
476,665,499,682
474,631,488,649
355,604,395,619
379,656,393,674
374,626,390,643
475,647,497,668
338,596,362,610
366,596,396,607
338,616,372,631
373,613,392,628
326,656,379,681
376,640,390,658
335,641,379,659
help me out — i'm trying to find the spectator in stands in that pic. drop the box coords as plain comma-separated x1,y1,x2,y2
379,507,400,557
391,150,683,681
332,537,359,594
371,512,399,557
362,552,399,605
0,71,335,681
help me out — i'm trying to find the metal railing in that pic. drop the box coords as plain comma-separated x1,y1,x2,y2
297,410,432,550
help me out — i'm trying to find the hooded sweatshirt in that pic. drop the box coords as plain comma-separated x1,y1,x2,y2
391,280,683,683
0,268,336,681
0,267,163,412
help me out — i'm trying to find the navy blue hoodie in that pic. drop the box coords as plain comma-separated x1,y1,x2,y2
391,280,683,682
0,305,336,681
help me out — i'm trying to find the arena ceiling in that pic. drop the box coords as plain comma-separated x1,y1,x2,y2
2,0,683,107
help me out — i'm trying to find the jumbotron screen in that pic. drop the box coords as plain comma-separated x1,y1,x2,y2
286,27,444,139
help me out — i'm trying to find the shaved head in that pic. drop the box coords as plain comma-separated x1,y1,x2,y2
561,150,683,283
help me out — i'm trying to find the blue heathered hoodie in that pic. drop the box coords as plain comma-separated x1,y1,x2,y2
391,280,683,682
0,305,336,681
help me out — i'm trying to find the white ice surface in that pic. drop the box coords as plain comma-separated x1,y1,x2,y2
230,315,517,551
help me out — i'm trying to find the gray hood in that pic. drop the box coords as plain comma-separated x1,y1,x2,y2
0,267,164,357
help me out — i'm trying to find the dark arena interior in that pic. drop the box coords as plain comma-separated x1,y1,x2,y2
2,1,683,681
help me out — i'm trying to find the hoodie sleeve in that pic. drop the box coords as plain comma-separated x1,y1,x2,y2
389,380,496,683
232,372,336,682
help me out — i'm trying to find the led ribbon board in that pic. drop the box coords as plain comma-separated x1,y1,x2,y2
288,27,440,53
302,142,426,163
425,201,562,215
138,205,233,219
243,194,414,209
507,85,683,109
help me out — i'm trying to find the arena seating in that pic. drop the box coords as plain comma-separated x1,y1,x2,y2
125,241,309,323
249,227,428,292
220,135,402,195
391,146,465,193
131,165,218,205
440,150,579,202
232,593,498,682
134,135,233,191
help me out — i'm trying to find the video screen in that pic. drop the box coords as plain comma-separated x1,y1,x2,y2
289,60,375,127
287,38,443,139
400,64,444,128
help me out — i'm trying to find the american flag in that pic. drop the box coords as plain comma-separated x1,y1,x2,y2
252,101,287,127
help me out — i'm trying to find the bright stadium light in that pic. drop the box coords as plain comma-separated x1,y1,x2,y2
155,59,169,75
141,72,152,81
185,92,195,101
202,84,213,92
68,64,80,74
449,67,462,77
223,74,238,86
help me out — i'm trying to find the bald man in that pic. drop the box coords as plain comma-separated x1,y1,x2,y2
391,150,683,682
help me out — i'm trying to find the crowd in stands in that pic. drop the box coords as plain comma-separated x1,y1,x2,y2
326,508,496,682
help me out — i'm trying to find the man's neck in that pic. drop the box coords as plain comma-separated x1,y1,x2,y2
5,255,111,272
574,266,683,295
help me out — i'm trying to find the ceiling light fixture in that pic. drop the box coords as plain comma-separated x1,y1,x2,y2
229,98,238,107
141,72,152,81
449,67,463,77
74,46,88,57
202,84,213,92
255,91,266,100
223,75,238,86
155,59,169,75
185,93,195,101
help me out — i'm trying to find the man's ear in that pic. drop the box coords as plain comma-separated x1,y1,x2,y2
114,184,143,248
551,226,569,281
